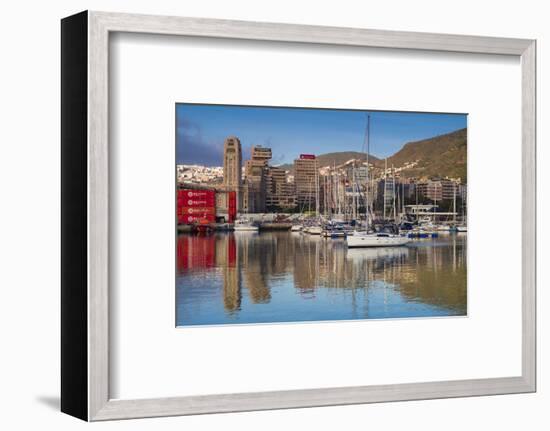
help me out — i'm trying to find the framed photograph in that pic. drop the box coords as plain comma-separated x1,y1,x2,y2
175,104,468,326
61,11,536,421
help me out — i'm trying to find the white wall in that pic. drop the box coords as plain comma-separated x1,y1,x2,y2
0,0,546,429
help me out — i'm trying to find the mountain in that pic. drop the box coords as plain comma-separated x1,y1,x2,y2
387,128,467,181
276,128,467,181
317,152,381,168
277,152,380,172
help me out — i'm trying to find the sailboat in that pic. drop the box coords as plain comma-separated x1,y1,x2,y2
234,218,259,232
346,114,410,248
307,225,323,235
443,185,458,232
449,185,467,232
347,230,411,247
456,188,467,232
304,165,323,235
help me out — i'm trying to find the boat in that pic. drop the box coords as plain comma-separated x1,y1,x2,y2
322,223,348,238
233,218,259,232
411,221,439,238
330,231,347,238
399,221,415,232
344,115,411,249
290,224,303,232
347,231,410,248
192,219,214,234
407,227,438,238
447,187,467,233
306,225,323,235
407,230,428,239
322,228,346,238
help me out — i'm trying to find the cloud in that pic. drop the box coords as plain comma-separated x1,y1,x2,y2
273,154,287,164
176,117,224,166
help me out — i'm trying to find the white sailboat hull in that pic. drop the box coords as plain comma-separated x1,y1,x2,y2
307,226,323,235
234,219,258,232
347,233,410,248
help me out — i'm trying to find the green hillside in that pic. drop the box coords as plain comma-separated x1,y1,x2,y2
316,152,381,167
388,128,467,181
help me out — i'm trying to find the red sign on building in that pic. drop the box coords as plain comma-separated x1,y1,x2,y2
178,189,215,199
299,154,316,159
181,207,216,215
227,191,237,222
181,214,216,224
185,198,215,207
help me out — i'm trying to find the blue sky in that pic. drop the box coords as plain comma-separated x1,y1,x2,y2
176,104,467,166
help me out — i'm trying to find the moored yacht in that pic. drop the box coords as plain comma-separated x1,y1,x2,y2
347,231,410,248
306,225,323,235
234,218,259,232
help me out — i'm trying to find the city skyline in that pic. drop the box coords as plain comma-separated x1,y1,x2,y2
176,103,467,166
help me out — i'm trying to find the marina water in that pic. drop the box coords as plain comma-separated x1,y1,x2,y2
176,232,467,326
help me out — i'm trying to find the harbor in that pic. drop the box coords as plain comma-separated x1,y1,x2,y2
176,114,467,246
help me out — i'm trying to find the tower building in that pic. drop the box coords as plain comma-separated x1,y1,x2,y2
223,136,242,210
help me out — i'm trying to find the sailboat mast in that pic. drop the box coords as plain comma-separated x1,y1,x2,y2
396,175,400,222
315,167,319,217
351,167,357,220
392,164,396,220
453,183,456,223
415,181,419,222
308,176,312,214
365,114,370,225
384,158,387,219
401,182,405,216
337,169,341,216
432,190,437,224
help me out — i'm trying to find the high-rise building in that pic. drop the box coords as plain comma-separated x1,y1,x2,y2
382,177,396,218
344,162,368,184
441,179,459,200
243,145,272,213
416,180,441,201
294,154,319,212
266,166,296,210
250,146,272,163
223,137,242,210
223,136,242,188
416,178,458,202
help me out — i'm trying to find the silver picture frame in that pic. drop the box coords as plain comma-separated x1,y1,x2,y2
61,10,536,421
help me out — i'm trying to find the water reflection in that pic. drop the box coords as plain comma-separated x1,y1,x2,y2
176,232,467,326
